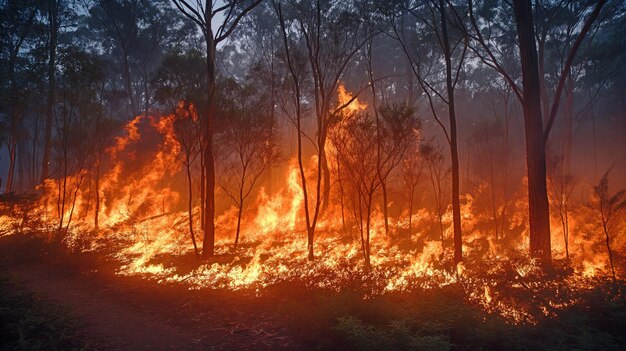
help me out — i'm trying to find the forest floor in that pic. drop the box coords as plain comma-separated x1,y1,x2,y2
1,233,625,351
0,234,304,350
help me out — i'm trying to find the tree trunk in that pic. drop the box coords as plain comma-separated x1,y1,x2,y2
200,142,205,229
234,170,245,248
121,45,137,116
440,0,463,264
94,156,100,228
234,202,243,248
381,181,389,235
590,93,598,177
41,0,58,183
537,38,551,125
5,134,16,193
321,153,330,213
602,223,616,281
513,0,552,265
307,227,315,261
563,74,573,174
408,185,414,235
364,200,372,269
338,159,347,233
202,31,216,259
187,164,199,257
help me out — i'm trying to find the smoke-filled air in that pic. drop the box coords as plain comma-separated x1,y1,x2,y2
1,0,625,350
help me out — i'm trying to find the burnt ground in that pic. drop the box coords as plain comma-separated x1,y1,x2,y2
1,233,625,351
0,235,312,350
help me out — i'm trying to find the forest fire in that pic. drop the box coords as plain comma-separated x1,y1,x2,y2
1,90,621,327
1,0,625,349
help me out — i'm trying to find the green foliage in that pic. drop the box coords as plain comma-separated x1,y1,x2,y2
152,49,208,112
331,283,626,351
336,316,450,351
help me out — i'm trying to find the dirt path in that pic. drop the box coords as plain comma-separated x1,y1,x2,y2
0,237,298,350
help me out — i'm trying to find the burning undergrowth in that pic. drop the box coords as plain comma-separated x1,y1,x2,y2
0,107,624,326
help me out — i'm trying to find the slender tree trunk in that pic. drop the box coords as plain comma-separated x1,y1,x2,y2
202,31,217,259
364,199,372,269
560,209,569,261
41,0,58,183
488,143,499,240
358,195,366,263
513,0,552,265
321,153,330,214
338,159,347,233
234,201,243,248
17,142,25,192
200,142,205,229
65,170,86,236
563,74,574,174
31,115,39,188
121,45,137,116
590,92,598,178
381,181,389,235
94,156,100,228
408,184,414,235
186,163,199,257
440,0,463,264
234,169,245,248
366,47,389,236
6,134,16,193
407,58,414,107
277,3,315,261
602,222,616,281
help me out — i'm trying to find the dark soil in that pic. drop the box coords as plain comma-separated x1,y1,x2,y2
0,235,300,350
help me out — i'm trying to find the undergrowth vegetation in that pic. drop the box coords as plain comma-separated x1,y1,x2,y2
0,275,88,351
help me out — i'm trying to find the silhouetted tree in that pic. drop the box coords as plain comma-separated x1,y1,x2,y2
216,78,275,249
593,170,625,281
172,0,263,259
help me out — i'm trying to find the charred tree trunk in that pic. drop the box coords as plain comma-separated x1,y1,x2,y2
513,0,552,265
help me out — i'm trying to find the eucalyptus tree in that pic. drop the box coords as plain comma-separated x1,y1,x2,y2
171,0,263,259
388,0,468,265
593,170,625,282
215,75,275,249
467,0,608,264
0,0,44,193
79,0,196,118
53,46,107,238
273,0,370,261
